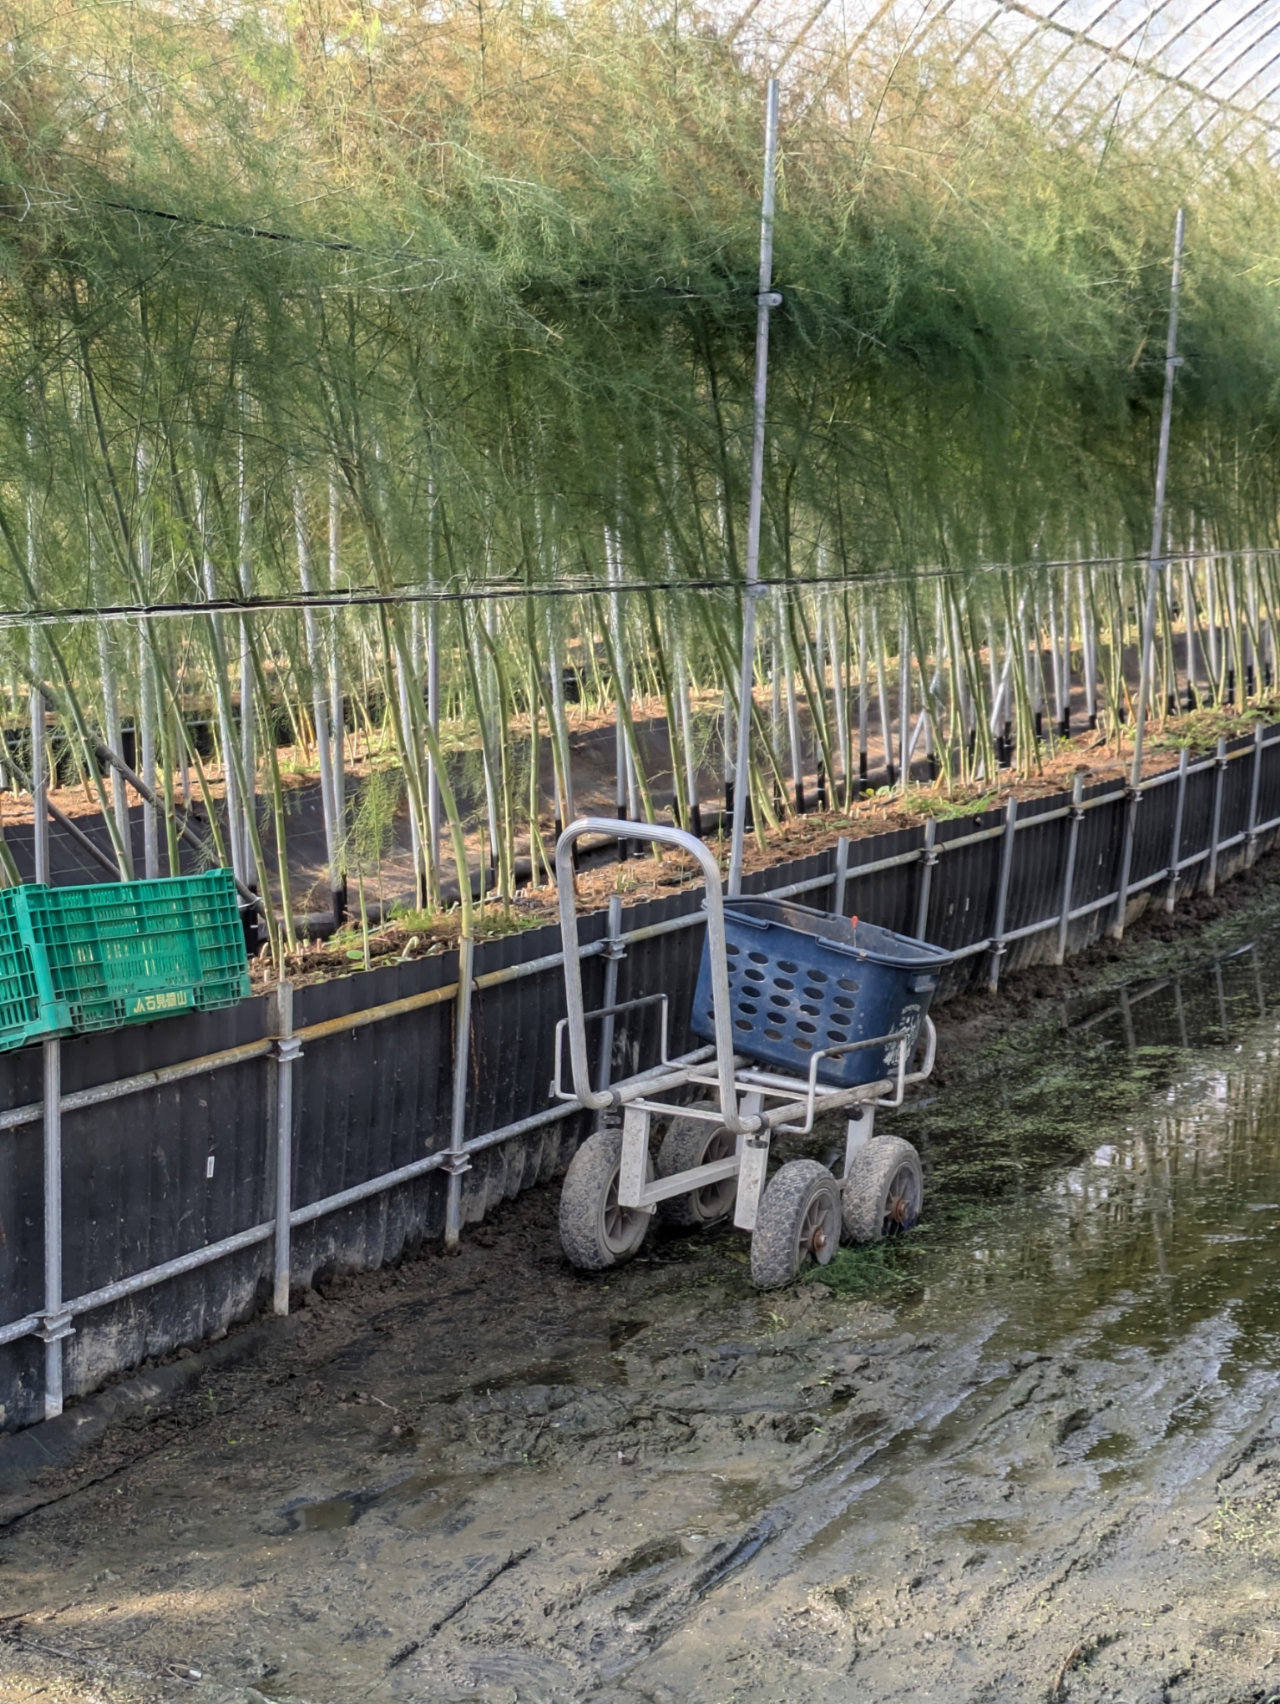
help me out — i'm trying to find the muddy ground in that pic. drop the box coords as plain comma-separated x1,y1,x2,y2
7,879,1280,1701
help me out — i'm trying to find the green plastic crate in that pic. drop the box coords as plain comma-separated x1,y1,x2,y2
0,886,72,1052
18,869,251,1034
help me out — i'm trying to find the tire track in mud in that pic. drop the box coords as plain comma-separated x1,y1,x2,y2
11,911,1280,1702
618,1283,1280,1702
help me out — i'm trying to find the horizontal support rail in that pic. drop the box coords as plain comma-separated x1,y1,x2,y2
288,1101,588,1228
0,1038,275,1134
296,981,462,1042
6,730,1280,1392
0,1311,42,1349
62,1222,275,1317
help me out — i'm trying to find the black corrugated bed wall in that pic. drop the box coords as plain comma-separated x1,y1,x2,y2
0,729,1276,1432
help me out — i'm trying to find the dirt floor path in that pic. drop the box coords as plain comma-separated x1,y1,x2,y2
6,888,1280,1702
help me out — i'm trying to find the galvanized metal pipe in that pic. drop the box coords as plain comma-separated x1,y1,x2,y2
1069,889,1121,923
1166,748,1188,913
1247,721,1264,864
1056,774,1084,965
986,796,1018,994
728,76,780,898
272,981,298,1316
595,895,624,1115
4,730,1280,1371
0,1310,42,1350
62,1221,275,1319
832,836,850,918
30,659,48,885
1130,208,1185,790
0,1038,274,1134
444,934,475,1248
41,1038,65,1419
12,1095,596,1341
290,1096,599,1230
914,818,938,941
1208,736,1228,895
1111,784,1142,941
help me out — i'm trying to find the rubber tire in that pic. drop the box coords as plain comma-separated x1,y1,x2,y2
559,1129,654,1272
655,1114,737,1226
841,1136,924,1245
749,1159,843,1291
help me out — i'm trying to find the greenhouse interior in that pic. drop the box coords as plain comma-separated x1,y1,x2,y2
6,5,1280,1702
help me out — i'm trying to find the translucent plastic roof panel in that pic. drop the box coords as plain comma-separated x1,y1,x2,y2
733,0,1280,142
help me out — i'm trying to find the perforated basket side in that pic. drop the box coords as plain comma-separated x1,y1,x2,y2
693,910,930,1089
0,888,71,1051
21,871,249,1032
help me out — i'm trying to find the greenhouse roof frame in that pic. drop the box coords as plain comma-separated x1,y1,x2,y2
743,0,1280,144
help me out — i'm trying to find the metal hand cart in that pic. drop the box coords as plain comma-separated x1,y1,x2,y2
551,820,945,1289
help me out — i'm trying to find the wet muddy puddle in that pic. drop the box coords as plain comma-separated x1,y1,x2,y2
13,918,1280,1702
776,928,1280,1579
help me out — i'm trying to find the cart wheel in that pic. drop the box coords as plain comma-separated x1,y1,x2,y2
656,1114,738,1227
841,1136,923,1244
559,1129,653,1272
749,1159,842,1290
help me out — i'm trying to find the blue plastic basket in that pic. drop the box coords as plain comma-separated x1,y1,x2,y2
691,897,950,1088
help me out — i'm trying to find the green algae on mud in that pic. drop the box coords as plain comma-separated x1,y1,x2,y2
811,874,1280,1304
10,878,1280,1703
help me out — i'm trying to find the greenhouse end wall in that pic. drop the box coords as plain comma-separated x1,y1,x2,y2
0,726,1278,1434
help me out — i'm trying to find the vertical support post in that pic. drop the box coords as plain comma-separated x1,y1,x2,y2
914,817,938,942
986,796,1018,995
40,1037,70,1419
1207,735,1228,896
728,76,780,899
238,434,258,893
327,481,346,918
445,934,475,1248
270,980,299,1316
1111,781,1143,941
857,612,868,781
614,670,629,866
595,894,625,1122
1166,747,1188,914
1246,721,1264,866
1056,774,1084,965
139,626,160,880
1129,208,1185,793
30,669,48,885
832,835,850,919
427,598,442,874
898,615,909,789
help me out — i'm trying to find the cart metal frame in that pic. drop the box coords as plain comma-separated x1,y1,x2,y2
553,820,936,1238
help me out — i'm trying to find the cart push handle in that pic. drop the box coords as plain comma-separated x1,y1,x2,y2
555,818,763,1135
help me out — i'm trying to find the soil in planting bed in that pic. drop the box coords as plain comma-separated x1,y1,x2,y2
260,698,1280,990
9,675,1278,992
6,876,1280,1701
